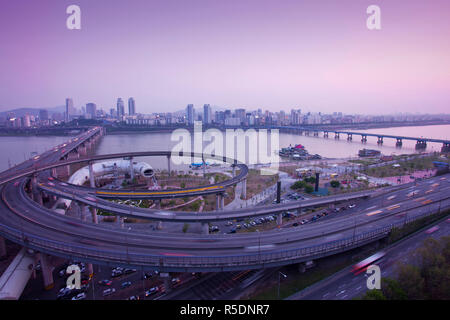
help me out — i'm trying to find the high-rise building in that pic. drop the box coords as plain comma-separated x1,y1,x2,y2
203,104,211,124
117,98,125,119
235,108,246,124
186,104,194,125
128,97,136,115
86,103,97,119
65,98,74,122
39,109,49,121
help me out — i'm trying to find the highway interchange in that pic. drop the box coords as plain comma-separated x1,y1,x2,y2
0,127,449,272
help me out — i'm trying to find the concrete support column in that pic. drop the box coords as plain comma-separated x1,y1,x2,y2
129,157,134,181
277,213,283,226
220,195,224,210
216,193,221,211
65,165,71,177
232,165,236,177
89,162,95,188
156,200,163,230
167,156,171,176
90,206,98,224
80,203,87,222
51,168,57,178
117,216,124,228
162,274,172,293
38,253,54,290
241,179,247,199
31,175,43,206
201,222,209,235
87,263,94,279
0,236,6,258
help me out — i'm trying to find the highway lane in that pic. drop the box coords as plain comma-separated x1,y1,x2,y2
1,127,449,271
0,172,449,271
288,215,450,300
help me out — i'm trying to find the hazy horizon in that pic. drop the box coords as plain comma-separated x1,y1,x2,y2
1,0,449,114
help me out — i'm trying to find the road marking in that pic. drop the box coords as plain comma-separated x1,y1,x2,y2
356,286,362,291
365,206,377,211
414,197,425,202
431,183,440,187
387,196,396,200
366,210,383,217
387,204,400,211
425,189,434,194
422,199,433,205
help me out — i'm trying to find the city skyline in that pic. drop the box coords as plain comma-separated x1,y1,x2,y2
1,0,450,114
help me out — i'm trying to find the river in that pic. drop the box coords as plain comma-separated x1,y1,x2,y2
0,124,448,172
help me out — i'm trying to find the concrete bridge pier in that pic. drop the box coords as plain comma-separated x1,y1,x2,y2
37,253,54,290
415,140,427,149
155,200,163,230
334,132,340,139
377,136,383,144
396,138,403,147
0,236,6,258
313,131,319,137
347,133,352,141
361,135,367,143
216,193,224,211
167,155,171,176
442,143,450,153
241,179,247,199
87,263,94,279
129,157,134,181
324,131,329,138
201,222,209,235
305,131,310,136
31,175,43,206
277,213,282,226
117,216,124,228
79,203,87,222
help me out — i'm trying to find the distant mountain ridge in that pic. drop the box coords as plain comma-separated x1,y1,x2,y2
0,106,65,118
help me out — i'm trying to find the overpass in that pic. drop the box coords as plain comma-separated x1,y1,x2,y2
0,127,449,296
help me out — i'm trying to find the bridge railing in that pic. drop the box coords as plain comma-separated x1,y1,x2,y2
0,199,448,269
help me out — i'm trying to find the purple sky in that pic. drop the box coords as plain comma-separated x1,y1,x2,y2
1,0,449,114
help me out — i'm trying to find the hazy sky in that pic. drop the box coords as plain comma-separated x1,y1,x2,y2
1,0,449,114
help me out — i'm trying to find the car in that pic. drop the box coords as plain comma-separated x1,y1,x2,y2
236,224,241,230
209,226,219,232
48,177,54,181
71,293,86,300
111,270,123,277
128,295,140,300
121,281,132,289
142,272,152,279
123,268,136,274
243,223,249,228
98,279,112,286
171,277,181,285
300,219,307,225
228,228,236,234
348,204,356,209
102,288,116,296
293,222,299,227
250,221,256,226
226,221,233,226
145,287,159,296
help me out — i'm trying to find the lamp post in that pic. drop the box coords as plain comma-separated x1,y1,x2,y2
278,271,287,299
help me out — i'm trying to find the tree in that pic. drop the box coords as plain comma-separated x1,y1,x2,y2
304,184,314,193
330,180,340,188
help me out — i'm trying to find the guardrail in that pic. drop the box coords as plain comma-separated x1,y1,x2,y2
0,199,448,271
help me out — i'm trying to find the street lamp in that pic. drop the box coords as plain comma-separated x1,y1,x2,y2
278,271,287,299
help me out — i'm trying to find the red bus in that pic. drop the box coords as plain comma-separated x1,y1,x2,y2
351,251,386,275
